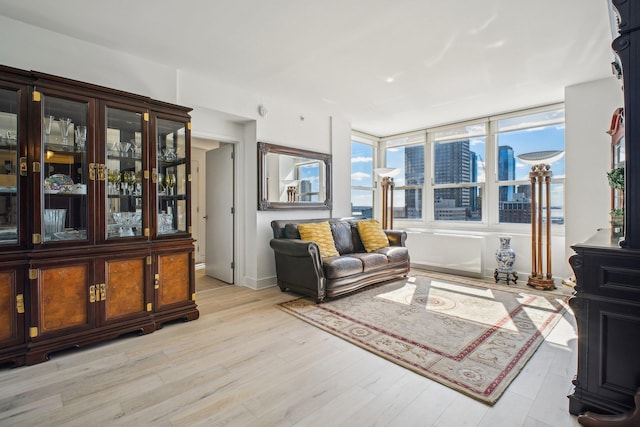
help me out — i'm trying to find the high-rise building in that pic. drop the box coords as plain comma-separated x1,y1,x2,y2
498,145,515,201
403,145,424,218
434,140,471,219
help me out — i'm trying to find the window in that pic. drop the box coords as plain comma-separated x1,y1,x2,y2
350,104,564,230
432,123,486,222
384,134,425,220
351,136,375,217
496,107,565,224
296,161,321,201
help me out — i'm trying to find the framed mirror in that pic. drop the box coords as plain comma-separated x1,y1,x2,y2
258,142,332,210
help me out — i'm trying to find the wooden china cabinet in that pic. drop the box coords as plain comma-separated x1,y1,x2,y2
567,0,640,418
0,65,198,367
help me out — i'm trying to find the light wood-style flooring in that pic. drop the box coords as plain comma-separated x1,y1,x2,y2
0,271,581,426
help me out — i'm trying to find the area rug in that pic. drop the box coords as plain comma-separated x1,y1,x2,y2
277,272,568,405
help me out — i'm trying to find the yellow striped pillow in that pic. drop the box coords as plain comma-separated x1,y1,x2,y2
357,219,390,252
297,221,339,258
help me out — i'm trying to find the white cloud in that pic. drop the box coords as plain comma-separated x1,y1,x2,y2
351,156,372,164
351,172,371,181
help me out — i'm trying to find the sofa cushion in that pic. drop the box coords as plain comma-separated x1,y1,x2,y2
375,246,410,263
350,252,389,272
284,223,301,239
356,219,390,252
330,220,355,254
297,222,339,258
323,256,363,279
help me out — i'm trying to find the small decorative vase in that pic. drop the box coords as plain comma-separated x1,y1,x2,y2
496,236,516,272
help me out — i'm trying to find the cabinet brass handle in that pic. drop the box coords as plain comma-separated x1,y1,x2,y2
99,283,106,301
89,285,96,303
98,164,107,181
16,294,25,314
20,157,27,176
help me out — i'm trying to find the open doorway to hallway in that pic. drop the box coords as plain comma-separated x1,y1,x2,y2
191,137,235,285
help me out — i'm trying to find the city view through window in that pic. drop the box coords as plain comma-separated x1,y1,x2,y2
351,106,565,226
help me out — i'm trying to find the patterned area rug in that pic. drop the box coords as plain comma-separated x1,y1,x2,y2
277,272,568,405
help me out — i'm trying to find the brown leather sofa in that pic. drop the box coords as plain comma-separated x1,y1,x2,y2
270,218,410,302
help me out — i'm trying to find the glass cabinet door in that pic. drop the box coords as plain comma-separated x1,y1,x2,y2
105,107,145,240
0,87,21,246
155,118,188,236
40,94,90,244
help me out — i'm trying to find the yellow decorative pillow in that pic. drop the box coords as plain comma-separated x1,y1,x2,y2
357,219,390,252
297,221,339,258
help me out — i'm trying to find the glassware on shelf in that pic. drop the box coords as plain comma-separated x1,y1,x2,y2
123,171,137,195
162,147,177,161
158,211,173,233
119,142,131,157
58,118,72,147
44,115,54,143
74,125,87,149
165,173,176,195
43,208,67,240
107,169,121,195
131,139,142,158
112,211,141,237
135,170,142,195
157,172,165,195
6,130,17,146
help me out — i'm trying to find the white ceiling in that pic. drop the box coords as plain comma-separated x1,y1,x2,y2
0,0,615,136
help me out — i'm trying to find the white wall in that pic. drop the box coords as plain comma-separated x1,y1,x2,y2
565,77,623,262
0,16,177,103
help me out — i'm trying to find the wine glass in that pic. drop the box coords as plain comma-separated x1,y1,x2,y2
157,173,165,195
75,125,87,150
108,169,121,195
43,115,54,143
58,118,72,146
165,173,176,195
119,142,131,158
123,171,137,195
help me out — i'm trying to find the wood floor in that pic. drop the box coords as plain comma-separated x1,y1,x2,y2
0,271,582,426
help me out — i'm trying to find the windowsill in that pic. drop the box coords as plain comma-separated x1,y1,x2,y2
393,219,565,237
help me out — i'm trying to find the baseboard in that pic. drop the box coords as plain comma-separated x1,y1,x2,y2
411,262,483,279
241,275,277,290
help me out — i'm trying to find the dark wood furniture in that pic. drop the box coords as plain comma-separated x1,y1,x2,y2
568,0,640,418
0,65,198,367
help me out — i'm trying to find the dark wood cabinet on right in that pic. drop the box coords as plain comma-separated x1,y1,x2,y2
569,231,640,415
568,0,640,417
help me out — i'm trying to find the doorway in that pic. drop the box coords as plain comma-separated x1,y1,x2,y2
204,142,235,283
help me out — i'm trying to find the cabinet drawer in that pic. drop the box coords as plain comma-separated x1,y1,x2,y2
580,253,640,301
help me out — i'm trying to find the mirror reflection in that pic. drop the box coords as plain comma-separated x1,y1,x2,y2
258,142,332,210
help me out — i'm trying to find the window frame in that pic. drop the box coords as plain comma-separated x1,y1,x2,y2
350,132,377,218
381,131,426,221
351,103,565,235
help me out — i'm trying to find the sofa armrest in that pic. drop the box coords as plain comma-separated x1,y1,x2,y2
269,238,327,301
385,230,407,247
270,238,320,258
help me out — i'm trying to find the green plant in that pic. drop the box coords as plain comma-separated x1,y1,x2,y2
610,208,624,217
607,166,625,189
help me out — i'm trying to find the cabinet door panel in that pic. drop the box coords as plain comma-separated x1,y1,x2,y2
37,90,94,246
103,257,146,321
0,270,19,343
0,84,25,249
157,252,190,307
38,264,89,334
